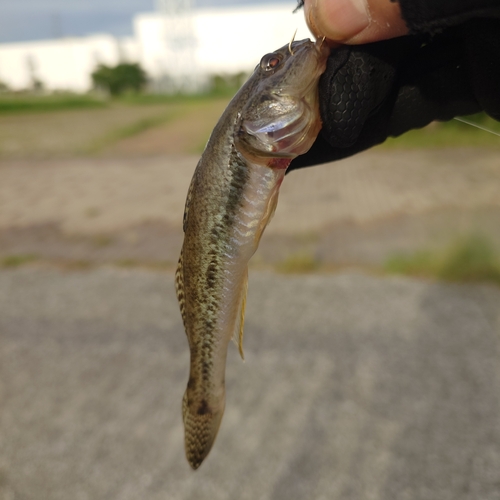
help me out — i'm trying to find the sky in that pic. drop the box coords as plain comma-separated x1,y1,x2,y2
0,0,297,44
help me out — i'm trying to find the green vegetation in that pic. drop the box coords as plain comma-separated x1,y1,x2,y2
0,90,498,160
118,92,226,106
276,252,320,274
0,94,106,114
381,113,500,149
208,72,248,97
91,63,148,96
1,254,38,267
110,113,174,137
0,69,246,116
0,90,225,116
91,235,113,248
115,259,173,270
85,111,176,152
65,260,93,270
385,234,500,285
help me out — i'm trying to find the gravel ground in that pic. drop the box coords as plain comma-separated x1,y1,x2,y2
1,149,500,267
1,149,499,235
1,267,499,500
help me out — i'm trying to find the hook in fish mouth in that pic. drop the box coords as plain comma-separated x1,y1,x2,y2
314,35,331,56
288,28,298,55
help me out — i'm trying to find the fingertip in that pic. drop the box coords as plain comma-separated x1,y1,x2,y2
304,0,408,45
305,0,370,42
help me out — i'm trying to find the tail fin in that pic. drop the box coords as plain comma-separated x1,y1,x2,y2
182,389,225,470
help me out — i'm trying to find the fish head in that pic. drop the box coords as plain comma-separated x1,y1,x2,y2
235,38,329,163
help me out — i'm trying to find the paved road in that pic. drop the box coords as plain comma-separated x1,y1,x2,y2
1,268,499,500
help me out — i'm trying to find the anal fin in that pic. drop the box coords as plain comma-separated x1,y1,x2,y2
254,182,280,246
232,268,248,360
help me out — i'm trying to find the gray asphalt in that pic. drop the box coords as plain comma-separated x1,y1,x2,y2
1,267,499,500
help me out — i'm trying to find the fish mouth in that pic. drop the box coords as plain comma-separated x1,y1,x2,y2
289,38,330,61
279,39,329,98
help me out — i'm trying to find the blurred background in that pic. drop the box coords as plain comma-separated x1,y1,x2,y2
1,1,500,499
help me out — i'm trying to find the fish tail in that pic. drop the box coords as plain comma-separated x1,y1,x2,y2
182,388,225,469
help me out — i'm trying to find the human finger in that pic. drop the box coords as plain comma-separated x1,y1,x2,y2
304,0,408,44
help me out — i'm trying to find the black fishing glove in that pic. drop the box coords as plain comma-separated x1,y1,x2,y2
289,16,500,170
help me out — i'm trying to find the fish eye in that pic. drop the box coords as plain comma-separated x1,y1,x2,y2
260,53,282,72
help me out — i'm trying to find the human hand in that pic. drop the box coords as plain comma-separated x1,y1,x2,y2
302,0,408,44
290,6,500,170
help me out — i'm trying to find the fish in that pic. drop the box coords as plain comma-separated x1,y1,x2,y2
175,38,329,470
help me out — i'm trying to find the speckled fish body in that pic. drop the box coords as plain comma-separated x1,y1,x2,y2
175,39,329,469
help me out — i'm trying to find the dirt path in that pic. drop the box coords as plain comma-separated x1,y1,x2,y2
0,148,499,267
101,99,229,156
0,98,231,159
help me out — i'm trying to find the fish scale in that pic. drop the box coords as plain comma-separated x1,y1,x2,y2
175,38,329,469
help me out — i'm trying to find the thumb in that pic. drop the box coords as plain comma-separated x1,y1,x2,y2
304,0,408,44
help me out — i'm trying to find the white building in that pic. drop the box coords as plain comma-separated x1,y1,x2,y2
0,35,139,93
0,3,311,93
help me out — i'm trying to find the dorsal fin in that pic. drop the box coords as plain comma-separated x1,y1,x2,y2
183,173,196,233
175,248,188,332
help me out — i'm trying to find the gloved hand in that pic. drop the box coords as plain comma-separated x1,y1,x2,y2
289,18,500,170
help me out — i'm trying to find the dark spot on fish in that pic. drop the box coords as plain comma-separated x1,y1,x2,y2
197,399,210,415
202,361,210,377
187,377,195,389
206,261,217,289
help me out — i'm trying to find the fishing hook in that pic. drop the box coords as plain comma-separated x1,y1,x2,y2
289,29,298,55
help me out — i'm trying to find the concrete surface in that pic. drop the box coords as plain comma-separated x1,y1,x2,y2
1,267,499,500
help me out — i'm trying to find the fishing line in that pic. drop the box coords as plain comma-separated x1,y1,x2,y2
454,117,500,137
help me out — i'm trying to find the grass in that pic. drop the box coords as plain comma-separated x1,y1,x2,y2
91,235,114,248
276,252,321,274
381,113,500,149
102,113,174,139
0,94,498,161
0,92,224,116
1,254,38,267
117,92,228,106
0,93,107,114
1,94,499,151
85,111,177,152
384,234,500,285
115,259,173,270
0,255,176,271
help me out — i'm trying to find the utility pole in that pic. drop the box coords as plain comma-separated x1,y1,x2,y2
156,0,198,92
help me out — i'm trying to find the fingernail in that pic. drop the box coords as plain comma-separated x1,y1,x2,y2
308,0,370,42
